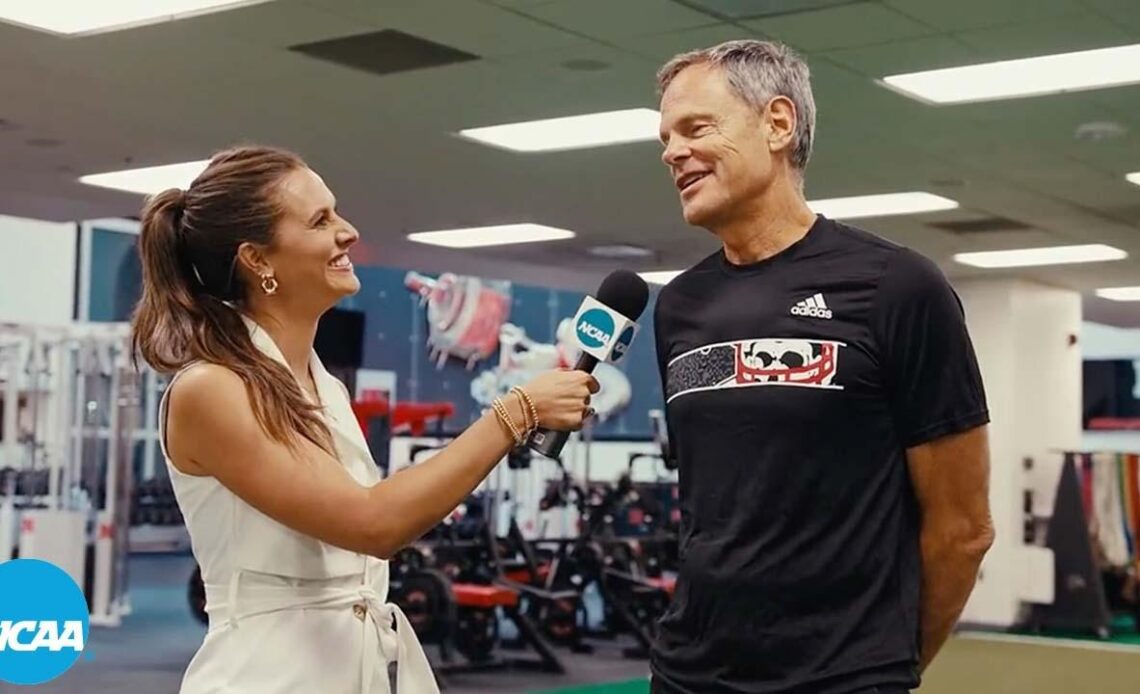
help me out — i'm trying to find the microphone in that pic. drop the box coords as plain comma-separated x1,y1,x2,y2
527,269,650,459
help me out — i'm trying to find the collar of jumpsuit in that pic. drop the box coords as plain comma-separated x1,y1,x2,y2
211,315,440,693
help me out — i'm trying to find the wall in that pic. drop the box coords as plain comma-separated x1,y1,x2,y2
0,214,77,325
342,266,663,437
954,278,1082,626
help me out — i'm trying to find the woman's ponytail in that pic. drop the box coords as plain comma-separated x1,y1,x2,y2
132,188,200,373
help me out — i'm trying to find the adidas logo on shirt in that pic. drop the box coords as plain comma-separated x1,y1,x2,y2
790,293,832,319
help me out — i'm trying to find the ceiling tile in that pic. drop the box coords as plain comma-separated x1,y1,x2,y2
1078,0,1140,37
479,0,559,6
825,35,977,77
622,23,757,63
184,0,369,48
516,0,717,41
316,0,590,56
678,0,860,20
881,0,1087,33
954,13,1131,61
742,3,935,52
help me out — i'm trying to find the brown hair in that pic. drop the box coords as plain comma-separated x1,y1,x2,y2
131,145,334,453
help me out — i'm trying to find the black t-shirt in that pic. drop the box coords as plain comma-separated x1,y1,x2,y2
650,215,989,694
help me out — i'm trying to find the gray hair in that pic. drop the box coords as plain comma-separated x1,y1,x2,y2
657,39,816,171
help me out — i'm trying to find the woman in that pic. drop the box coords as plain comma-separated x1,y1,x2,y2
132,145,598,693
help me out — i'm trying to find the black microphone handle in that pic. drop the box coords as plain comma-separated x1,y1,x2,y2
525,352,600,459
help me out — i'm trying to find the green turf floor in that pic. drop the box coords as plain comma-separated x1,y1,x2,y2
532,627,1140,694
1011,614,1140,644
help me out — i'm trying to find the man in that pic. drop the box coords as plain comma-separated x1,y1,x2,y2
650,40,994,694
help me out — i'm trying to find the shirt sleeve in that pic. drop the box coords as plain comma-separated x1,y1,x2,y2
870,248,989,448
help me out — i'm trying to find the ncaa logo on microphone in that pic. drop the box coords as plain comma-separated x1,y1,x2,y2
0,559,90,685
576,308,615,350
611,326,636,363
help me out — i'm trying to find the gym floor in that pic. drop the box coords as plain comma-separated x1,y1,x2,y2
31,554,652,694
24,555,1140,694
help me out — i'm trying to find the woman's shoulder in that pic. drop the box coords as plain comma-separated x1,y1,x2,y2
167,362,250,415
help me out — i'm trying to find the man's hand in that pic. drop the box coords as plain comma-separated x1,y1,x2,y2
906,425,994,671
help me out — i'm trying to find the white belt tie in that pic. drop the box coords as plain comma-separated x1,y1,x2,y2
209,571,439,693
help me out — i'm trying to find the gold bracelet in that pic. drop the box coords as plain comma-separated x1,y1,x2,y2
507,390,531,434
494,394,522,444
510,386,540,432
492,397,523,446
491,399,518,445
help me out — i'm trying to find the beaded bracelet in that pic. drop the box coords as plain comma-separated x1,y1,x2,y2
510,386,540,434
491,397,523,446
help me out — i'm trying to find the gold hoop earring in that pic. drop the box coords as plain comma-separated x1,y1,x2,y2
260,274,278,295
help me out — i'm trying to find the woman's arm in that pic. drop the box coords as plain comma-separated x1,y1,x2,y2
167,363,595,558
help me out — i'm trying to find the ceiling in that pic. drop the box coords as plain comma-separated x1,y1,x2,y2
1,0,1140,322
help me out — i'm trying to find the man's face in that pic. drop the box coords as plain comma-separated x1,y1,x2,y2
659,64,775,229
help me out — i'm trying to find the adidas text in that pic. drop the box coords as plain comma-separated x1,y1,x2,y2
791,305,832,319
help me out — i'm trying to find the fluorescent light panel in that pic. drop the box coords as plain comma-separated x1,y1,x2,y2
1127,172,1140,186
954,245,1127,269
882,43,1140,104
407,224,575,249
0,0,272,36
639,271,683,286
459,108,660,152
79,160,210,195
1096,287,1140,302
809,192,958,219
79,159,210,194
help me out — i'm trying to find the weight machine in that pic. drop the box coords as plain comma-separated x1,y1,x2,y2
0,321,139,627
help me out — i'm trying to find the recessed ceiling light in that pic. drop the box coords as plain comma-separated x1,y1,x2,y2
588,244,654,259
809,192,958,219
1127,172,1140,186
0,0,273,36
407,223,575,249
881,43,1140,105
639,270,683,285
79,160,210,195
954,244,1127,269
458,108,660,152
1096,287,1140,302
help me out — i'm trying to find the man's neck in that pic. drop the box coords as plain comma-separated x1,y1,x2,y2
244,304,319,382
715,175,818,266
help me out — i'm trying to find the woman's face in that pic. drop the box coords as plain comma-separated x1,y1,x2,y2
252,167,361,308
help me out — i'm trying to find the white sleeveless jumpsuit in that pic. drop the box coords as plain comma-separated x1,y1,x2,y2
162,316,439,693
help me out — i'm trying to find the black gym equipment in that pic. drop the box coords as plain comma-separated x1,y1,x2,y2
388,443,572,676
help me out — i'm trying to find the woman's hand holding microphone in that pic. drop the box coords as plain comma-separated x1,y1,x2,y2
490,370,600,446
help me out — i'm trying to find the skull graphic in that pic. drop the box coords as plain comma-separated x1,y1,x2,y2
733,339,839,386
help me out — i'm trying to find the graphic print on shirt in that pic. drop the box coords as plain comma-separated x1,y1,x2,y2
665,338,844,403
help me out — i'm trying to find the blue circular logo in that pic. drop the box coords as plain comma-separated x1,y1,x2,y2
0,559,90,685
576,308,615,350
612,326,636,362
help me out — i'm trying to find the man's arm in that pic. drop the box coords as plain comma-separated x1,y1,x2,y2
906,424,994,671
